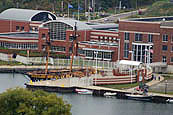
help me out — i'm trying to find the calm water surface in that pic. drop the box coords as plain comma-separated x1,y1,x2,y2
0,73,173,115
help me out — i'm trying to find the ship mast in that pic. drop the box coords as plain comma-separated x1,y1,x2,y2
70,22,78,72
45,33,51,76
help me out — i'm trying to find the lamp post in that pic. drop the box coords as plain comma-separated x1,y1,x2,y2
165,80,168,94
129,51,134,84
129,50,133,61
94,51,98,85
117,39,120,62
145,48,149,64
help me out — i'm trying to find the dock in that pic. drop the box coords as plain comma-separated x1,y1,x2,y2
25,74,173,103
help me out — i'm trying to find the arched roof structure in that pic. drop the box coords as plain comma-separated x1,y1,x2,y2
41,18,92,30
0,8,57,22
40,18,91,41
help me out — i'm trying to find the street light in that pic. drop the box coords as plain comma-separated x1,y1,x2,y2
129,50,133,61
145,48,148,64
117,39,120,62
129,51,134,84
165,80,168,94
94,51,98,86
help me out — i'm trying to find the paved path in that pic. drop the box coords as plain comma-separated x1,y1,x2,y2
90,9,147,23
126,74,164,92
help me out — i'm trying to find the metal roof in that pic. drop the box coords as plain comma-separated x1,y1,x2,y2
88,23,118,30
118,60,142,66
82,48,114,52
0,32,38,39
0,8,57,21
127,16,173,22
80,41,118,47
41,18,92,30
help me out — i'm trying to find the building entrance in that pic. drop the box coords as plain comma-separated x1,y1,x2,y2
132,43,153,63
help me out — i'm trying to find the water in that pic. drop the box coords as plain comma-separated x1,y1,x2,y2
0,73,29,93
0,73,173,115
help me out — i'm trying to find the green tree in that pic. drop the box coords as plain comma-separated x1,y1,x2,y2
0,87,71,115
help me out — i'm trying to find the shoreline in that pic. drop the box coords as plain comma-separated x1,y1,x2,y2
1,65,173,103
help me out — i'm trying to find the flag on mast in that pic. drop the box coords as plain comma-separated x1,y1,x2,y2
150,49,153,53
89,6,93,11
78,6,83,10
68,4,73,8
61,1,64,12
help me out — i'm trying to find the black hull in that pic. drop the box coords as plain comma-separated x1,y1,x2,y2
126,95,152,102
25,83,76,93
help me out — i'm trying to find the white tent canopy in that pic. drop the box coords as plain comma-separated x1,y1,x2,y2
118,60,142,66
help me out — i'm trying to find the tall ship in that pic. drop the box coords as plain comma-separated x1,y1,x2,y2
27,23,95,81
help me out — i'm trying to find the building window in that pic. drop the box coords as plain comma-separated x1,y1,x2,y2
51,46,65,52
171,46,173,52
162,34,168,42
98,36,100,41
124,32,130,40
35,27,38,31
85,50,93,58
42,34,46,39
124,42,129,58
78,48,84,55
135,33,142,41
148,34,153,42
0,42,38,50
16,26,20,31
171,35,173,43
44,22,73,41
171,57,173,63
162,56,167,63
103,52,112,60
21,26,24,31
162,45,168,51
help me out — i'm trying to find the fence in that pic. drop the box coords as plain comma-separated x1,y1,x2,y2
0,53,118,70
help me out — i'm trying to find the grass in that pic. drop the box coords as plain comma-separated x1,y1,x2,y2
0,60,24,66
99,82,140,90
148,90,173,95
161,74,173,80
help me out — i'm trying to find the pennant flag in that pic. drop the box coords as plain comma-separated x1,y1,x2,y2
89,6,93,11
78,6,83,10
68,4,73,8
150,49,153,53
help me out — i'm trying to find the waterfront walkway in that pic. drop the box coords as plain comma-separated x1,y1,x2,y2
126,74,164,92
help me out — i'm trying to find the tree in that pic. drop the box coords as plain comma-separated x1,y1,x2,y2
0,87,71,115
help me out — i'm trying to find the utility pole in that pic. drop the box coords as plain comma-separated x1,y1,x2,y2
88,0,91,22
119,1,121,11
78,0,79,20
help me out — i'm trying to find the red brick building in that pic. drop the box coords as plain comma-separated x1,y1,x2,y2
2,8,173,68
0,8,119,62
0,8,57,51
119,17,173,65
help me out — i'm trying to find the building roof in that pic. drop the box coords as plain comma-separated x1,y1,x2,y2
80,41,118,47
118,60,142,66
0,32,38,39
87,23,118,31
41,18,92,30
0,8,57,22
83,48,114,52
127,16,173,22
